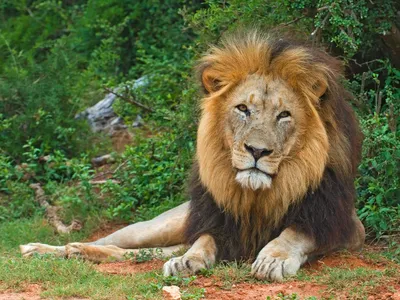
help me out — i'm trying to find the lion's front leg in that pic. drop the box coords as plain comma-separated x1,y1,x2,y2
163,234,217,276
251,227,315,282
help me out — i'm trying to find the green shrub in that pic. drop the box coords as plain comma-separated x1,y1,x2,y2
101,111,197,221
352,64,400,237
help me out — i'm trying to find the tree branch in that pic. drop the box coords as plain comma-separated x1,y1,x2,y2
274,5,332,29
104,87,154,113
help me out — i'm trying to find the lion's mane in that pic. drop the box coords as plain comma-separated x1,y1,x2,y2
185,31,363,260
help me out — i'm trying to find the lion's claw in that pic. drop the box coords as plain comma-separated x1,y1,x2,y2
163,255,209,276
251,252,303,281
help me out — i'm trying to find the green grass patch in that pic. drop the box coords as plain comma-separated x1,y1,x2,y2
0,255,205,299
296,263,399,299
0,216,103,255
0,217,205,299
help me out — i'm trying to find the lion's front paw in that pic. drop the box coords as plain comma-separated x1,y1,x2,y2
163,255,209,276
251,251,303,282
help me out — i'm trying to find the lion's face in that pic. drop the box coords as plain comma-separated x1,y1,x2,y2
196,33,335,213
224,74,306,190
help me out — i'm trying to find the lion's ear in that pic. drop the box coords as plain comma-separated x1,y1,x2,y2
312,79,328,99
200,66,223,94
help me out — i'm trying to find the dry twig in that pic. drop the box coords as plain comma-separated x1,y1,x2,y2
274,5,331,29
104,87,154,113
30,183,82,234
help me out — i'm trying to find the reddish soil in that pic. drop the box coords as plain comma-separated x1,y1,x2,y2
198,281,327,300
304,251,379,272
94,259,165,275
85,224,400,299
0,284,41,300
0,284,89,300
88,246,399,299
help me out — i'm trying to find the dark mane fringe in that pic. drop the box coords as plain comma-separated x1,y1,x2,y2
185,34,363,261
185,165,357,261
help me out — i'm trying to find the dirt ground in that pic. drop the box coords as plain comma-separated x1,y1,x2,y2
91,250,399,300
2,224,399,300
0,284,42,300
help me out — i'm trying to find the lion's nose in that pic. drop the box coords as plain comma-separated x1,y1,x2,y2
244,144,273,161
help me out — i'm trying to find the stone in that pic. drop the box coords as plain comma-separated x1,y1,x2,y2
75,76,149,134
132,115,144,128
162,285,181,300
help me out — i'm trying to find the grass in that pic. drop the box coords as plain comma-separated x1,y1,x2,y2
295,253,399,299
0,217,99,255
0,217,399,299
0,256,207,299
0,217,205,299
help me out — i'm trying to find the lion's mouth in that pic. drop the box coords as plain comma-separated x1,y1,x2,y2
236,167,275,177
235,168,274,190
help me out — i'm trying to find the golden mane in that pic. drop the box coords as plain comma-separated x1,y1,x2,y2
195,31,354,242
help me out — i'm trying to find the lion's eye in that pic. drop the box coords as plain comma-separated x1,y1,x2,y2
277,111,291,120
236,104,249,114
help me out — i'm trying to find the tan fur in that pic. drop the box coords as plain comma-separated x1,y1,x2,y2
196,31,351,248
163,235,217,276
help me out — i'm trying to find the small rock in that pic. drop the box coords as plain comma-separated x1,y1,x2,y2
132,115,144,128
75,76,150,134
392,292,400,300
162,285,181,300
91,154,115,167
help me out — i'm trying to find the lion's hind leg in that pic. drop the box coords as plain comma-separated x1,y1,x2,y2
344,211,365,251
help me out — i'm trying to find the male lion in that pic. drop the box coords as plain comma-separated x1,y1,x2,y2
21,31,365,281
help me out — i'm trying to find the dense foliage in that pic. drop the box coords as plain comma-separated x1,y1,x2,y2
0,0,398,250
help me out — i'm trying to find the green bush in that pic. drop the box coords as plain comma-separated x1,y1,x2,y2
0,0,200,160
352,64,400,237
102,90,197,220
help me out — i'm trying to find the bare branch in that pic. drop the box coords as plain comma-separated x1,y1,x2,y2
388,104,397,133
348,58,382,68
311,12,331,37
275,5,332,29
376,90,383,115
276,16,306,28
91,159,129,180
104,87,154,113
89,179,120,184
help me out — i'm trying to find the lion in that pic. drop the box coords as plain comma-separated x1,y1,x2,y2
20,31,365,281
